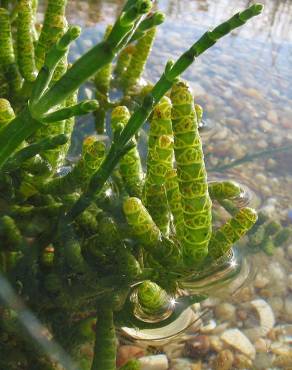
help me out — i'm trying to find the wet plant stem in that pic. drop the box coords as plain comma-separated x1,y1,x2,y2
0,0,152,169
91,306,116,370
65,4,263,222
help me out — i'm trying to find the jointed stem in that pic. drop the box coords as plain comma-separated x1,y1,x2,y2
91,306,116,370
66,4,263,222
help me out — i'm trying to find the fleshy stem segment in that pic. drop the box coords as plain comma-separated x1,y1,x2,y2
170,81,212,265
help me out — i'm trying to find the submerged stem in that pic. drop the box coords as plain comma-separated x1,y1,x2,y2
91,306,116,370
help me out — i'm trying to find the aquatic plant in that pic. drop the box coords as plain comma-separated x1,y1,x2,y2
0,0,264,369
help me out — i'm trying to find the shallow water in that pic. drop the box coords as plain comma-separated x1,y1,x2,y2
43,0,292,368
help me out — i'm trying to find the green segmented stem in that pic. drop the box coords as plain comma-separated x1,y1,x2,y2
117,248,142,280
0,99,15,130
137,280,169,314
0,8,22,96
31,26,81,105
33,14,69,169
165,169,184,238
195,104,203,123
33,117,66,170
123,197,161,247
144,184,170,235
16,0,37,82
91,307,116,370
121,27,156,91
171,81,212,265
208,180,242,200
130,11,165,42
3,134,68,172
208,207,258,260
61,92,78,160
114,44,135,78
94,25,113,96
94,25,113,134
0,215,22,250
0,68,9,97
41,99,99,123
57,222,87,273
146,96,174,184
111,106,143,197
123,198,181,266
144,96,174,235
42,137,106,194
35,0,68,70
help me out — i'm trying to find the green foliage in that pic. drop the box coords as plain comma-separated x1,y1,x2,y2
0,1,264,369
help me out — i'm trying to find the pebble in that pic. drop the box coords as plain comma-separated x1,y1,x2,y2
259,120,273,133
254,352,273,369
170,358,200,370
233,353,253,369
209,335,224,353
250,299,275,336
244,87,263,100
267,296,284,317
268,261,287,295
256,139,268,149
284,296,292,317
184,335,210,359
273,353,292,368
213,127,229,140
254,271,270,289
221,328,256,359
213,349,234,370
255,338,271,352
236,309,248,321
139,354,168,370
116,345,145,367
214,303,236,322
267,110,278,124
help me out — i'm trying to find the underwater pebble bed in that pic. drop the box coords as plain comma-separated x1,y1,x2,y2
35,0,292,368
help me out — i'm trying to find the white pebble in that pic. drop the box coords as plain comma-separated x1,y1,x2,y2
221,328,256,359
139,354,168,370
250,299,275,336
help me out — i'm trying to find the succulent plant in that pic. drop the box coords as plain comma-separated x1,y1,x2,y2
0,0,264,369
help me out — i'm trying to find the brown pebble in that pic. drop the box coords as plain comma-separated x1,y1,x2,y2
233,353,253,369
236,309,248,321
191,362,202,370
184,335,210,359
213,349,234,370
116,345,145,367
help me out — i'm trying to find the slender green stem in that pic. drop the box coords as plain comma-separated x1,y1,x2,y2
0,107,41,169
91,306,116,370
41,100,98,123
3,134,68,172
